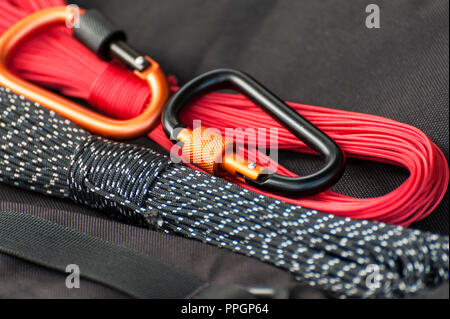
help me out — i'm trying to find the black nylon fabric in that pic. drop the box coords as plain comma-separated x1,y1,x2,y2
0,201,307,298
0,212,206,299
0,0,448,298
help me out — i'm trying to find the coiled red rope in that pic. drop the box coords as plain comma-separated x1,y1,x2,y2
1,0,448,226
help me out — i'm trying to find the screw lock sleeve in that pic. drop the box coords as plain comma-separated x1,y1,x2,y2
73,9,126,60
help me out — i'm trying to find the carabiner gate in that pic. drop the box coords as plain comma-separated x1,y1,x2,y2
163,69,346,196
0,6,169,139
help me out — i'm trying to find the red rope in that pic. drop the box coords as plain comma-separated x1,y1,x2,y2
1,0,448,226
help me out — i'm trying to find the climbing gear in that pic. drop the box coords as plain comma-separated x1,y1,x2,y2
0,6,169,139
162,69,346,196
1,87,449,299
2,0,447,225
0,3,346,197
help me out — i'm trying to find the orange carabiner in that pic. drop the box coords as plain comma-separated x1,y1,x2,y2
0,6,169,140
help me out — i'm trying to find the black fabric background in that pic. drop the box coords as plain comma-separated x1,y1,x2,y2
0,0,448,297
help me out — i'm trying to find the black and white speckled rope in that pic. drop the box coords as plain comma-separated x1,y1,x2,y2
0,86,448,298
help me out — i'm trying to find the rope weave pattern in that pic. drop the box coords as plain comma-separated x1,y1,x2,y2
69,136,169,226
0,86,448,298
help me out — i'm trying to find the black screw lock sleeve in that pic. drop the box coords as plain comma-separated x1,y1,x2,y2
73,9,150,71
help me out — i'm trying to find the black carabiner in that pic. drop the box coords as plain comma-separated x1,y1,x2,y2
162,69,346,196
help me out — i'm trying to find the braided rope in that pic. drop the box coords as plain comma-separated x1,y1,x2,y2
0,86,448,298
